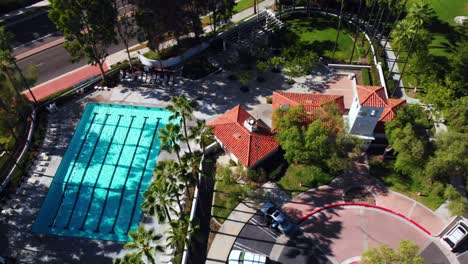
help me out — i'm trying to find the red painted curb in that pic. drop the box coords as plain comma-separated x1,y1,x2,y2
298,202,432,236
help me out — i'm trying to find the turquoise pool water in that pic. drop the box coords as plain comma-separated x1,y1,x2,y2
32,103,173,242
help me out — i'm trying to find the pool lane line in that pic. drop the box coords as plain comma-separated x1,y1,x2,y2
95,116,148,234
124,117,161,234
62,113,111,229
48,112,99,228
77,114,123,231
92,115,137,233
108,116,150,234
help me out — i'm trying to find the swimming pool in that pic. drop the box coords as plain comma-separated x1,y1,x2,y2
32,103,173,242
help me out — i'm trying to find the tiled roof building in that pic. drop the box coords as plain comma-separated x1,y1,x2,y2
272,91,345,128
208,105,280,168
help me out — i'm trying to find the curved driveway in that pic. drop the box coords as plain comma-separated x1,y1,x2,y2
297,206,432,264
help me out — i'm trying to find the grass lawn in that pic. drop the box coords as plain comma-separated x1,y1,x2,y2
369,159,445,210
277,164,332,196
286,15,365,62
389,1,466,91
233,0,265,14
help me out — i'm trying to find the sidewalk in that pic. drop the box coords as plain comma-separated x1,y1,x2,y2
23,63,109,102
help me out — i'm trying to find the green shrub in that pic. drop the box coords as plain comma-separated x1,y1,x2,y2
286,79,295,85
277,165,332,195
448,199,468,217
444,186,462,200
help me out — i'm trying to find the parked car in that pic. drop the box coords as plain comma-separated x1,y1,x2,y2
227,250,268,264
260,201,294,234
440,219,468,251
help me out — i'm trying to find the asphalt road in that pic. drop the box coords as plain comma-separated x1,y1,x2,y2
6,11,59,49
232,212,330,264
17,38,140,85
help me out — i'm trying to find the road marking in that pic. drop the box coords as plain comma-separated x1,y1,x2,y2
408,202,417,218
233,242,265,255
249,217,278,240
269,234,288,261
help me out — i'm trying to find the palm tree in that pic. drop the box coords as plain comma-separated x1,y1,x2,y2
181,151,203,188
381,0,409,54
386,19,415,79
366,0,387,57
155,159,192,200
142,178,177,222
349,0,364,63
167,95,197,154
0,27,38,104
114,0,136,71
332,0,345,61
189,119,214,154
114,252,143,264
117,226,164,264
165,213,198,252
159,123,183,163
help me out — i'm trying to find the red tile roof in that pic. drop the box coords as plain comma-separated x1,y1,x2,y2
272,91,345,127
357,85,388,108
356,85,406,122
380,98,406,122
208,105,279,168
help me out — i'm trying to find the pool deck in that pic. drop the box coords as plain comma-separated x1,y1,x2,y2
1,67,351,263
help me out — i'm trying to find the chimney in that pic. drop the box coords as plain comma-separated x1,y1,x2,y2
244,117,258,132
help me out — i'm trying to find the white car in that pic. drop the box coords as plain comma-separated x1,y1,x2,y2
440,219,468,251
227,250,268,264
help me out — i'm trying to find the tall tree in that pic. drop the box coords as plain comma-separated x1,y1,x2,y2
153,160,186,210
205,0,235,33
0,27,38,104
135,0,167,52
165,213,198,251
49,0,118,81
190,119,214,154
396,0,434,87
381,0,408,54
349,0,364,63
142,177,177,222
159,123,183,162
332,0,345,60
167,95,197,154
181,151,203,188
113,0,137,70
386,19,415,80
115,226,164,264
385,105,431,176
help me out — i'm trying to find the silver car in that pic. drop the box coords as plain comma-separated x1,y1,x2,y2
260,201,294,234
440,219,468,251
